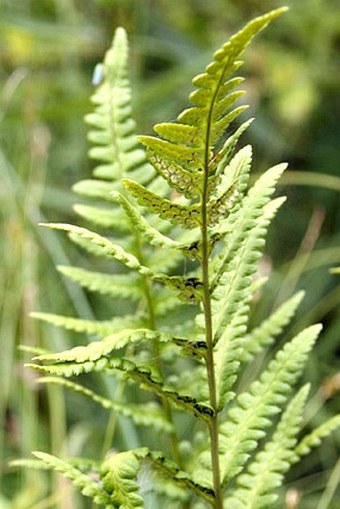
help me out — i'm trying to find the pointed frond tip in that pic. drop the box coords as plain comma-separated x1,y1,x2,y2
140,8,288,180
295,414,340,458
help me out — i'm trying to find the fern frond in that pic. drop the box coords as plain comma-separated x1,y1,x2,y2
139,8,287,182
99,451,144,508
29,356,213,421
31,312,144,335
294,414,340,458
22,10,338,509
33,328,173,364
112,191,188,252
212,168,287,409
122,179,201,229
85,26,153,186
41,222,153,272
31,451,115,506
57,265,142,301
143,142,202,199
211,119,253,177
206,145,253,225
136,449,214,503
211,163,287,295
72,179,119,201
10,458,52,470
224,385,310,509
43,223,201,301
219,324,321,484
37,376,173,432
241,291,305,363
73,203,129,230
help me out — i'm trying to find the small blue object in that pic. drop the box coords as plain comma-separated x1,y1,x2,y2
92,63,104,85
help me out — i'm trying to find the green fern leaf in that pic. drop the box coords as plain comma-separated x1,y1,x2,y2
31,312,144,335
58,265,143,301
33,328,173,364
41,222,153,274
72,179,119,201
136,449,214,503
122,179,201,229
85,26,153,186
210,119,253,178
73,204,129,230
43,222,201,301
140,8,287,181
241,291,305,363
141,139,202,199
294,414,340,458
31,451,114,506
112,191,188,251
29,356,213,421
99,451,144,508
224,385,310,509
211,163,287,295
208,144,252,208
212,167,287,409
38,376,173,432
219,324,321,484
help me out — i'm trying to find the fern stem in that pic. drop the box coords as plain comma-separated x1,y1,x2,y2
201,172,222,508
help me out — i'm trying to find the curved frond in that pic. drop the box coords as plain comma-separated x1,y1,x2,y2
31,452,115,507
41,222,152,273
44,222,201,301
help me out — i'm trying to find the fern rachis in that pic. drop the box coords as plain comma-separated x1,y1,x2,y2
14,7,340,509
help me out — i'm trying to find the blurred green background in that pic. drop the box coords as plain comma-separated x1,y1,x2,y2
0,0,339,508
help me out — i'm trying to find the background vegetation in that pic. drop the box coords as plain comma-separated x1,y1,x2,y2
0,1,339,508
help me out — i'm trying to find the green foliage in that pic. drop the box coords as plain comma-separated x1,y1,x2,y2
19,8,339,509
30,450,144,508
